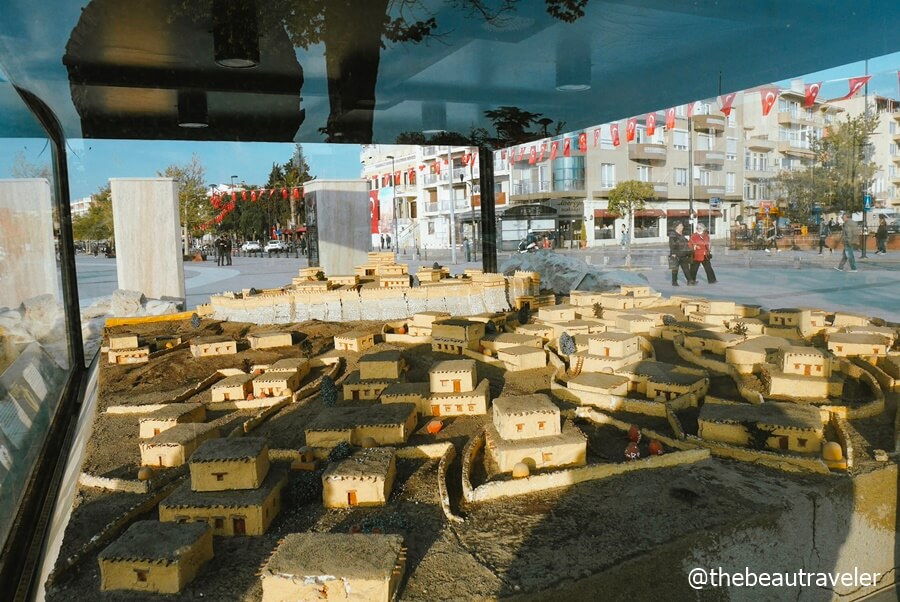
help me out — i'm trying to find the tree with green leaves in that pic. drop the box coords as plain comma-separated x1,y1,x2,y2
775,110,878,218
72,185,114,242
607,180,656,250
157,154,213,241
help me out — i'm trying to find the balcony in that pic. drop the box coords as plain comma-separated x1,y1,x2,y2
651,182,668,199
746,136,776,151
693,185,726,199
513,180,551,195
693,150,725,166
472,192,507,207
628,143,667,162
777,140,814,157
893,154,900,164
744,166,776,180
777,111,815,127
891,174,900,185
893,132,900,143
423,172,449,187
691,114,726,132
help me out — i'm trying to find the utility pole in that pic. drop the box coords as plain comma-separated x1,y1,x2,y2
448,146,457,264
688,107,694,233
861,59,869,259
386,155,398,254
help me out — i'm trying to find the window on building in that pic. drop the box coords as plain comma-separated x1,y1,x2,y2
538,421,546,430
542,452,553,462
636,165,650,182
673,130,688,151
214,517,224,528
634,216,660,238
726,172,736,193
635,125,646,144
516,423,524,432
890,122,897,135
213,472,226,481
726,138,737,161
675,105,686,118
135,569,148,582
674,167,688,187
594,217,616,240
600,163,616,188
797,438,807,448
698,133,713,151
699,170,711,185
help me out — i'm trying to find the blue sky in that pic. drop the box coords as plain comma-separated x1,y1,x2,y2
1,51,899,202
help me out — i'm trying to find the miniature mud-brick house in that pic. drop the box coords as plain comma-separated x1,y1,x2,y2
515,323,554,341
252,371,301,398
159,468,287,536
429,359,477,393
766,308,827,337
827,332,890,357
190,335,237,358
416,266,444,283
380,274,412,289
492,393,561,440
698,402,825,454
190,437,270,492
108,346,150,364
246,331,293,350
327,274,360,287
695,299,737,317
260,533,406,602
379,382,431,415
211,373,254,402
614,313,657,334
880,354,900,379
658,320,705,342
98,520,213,594
334,330,376,353
409,311,451,336
538,304,578,322
268,358,310,380
566,372,631,398
831,312,870,328
431,319,486,354
360,349,405,380
759,346,842,399
619,360,708,401
469,312,508,331
779,346,833,377
844,325,896,347
486,394,587,473
139,403,206,439
322,447,397,508
428,379,491,416
548,320,594,342
108,333,139,350
342,370,393,401
683,330,746,355
587,332,641,358
139,423,220,468
497,345,547,371
305,403,417,447
724,335,793,373
479,333,543,354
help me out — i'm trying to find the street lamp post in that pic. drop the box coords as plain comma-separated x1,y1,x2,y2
230,175,238,240
386,155,398,254
860,59,869,259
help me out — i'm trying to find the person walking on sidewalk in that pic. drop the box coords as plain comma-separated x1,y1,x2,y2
875,215,888,255
834,212,859,272
620,223,629,249
689,222,717,284
818,221,832,255
668,222,694,286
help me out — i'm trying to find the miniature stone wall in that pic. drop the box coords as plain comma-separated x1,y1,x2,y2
829,413,855,471
684,434,831,474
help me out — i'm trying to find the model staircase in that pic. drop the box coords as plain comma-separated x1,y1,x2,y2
570,355,585,377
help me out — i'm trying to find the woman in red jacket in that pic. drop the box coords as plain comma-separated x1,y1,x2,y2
689,222,717,284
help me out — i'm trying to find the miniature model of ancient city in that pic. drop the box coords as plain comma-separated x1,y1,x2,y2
47,252,899,601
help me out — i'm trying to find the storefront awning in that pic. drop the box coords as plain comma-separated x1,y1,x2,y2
594,209,620,218
634,209,665,217
666,209,691,217
696,210,723,217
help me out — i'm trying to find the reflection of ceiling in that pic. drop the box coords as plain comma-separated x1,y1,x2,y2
0,0,898,145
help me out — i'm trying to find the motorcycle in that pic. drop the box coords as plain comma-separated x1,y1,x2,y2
517,239,538,253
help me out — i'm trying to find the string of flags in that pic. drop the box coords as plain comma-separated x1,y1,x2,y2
199,186,303,231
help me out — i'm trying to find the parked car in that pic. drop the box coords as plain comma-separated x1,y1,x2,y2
265,240,287,253
241,240,262,252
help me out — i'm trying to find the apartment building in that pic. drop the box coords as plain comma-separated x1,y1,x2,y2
361,80,900,250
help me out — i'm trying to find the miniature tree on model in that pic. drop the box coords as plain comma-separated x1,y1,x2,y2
742,421,776,451
320,375,337,407
592,302,603,319
559,332,576,356
517,303,530,326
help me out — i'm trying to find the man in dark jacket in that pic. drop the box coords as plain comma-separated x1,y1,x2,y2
668,222,694,286
834,213,859,272
875,215,888,255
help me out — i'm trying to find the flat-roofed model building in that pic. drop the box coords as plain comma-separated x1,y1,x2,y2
844,325,895,347
766,308,827,338
139,403,206,439
515,323,554,341
260,533,406,602
211,374,254,402
268,358,310,380
379,382,431,415
190,437,270,492
252,371,300,398
683,330,747,355
619,360,709,401
429,359,477,393
827,332,890,357
408,311,451,336
497,345,547,371
431,319,485,354
538,304,577,322
108,333,139,350
159,468,287,536
780,346,833,377
360,349,405,380
247,331,292,350
566,372,631,398
485,394,587,473
190,335,237,358
428,379,491,417
305,403,417,448
760,346,841,400
108,346,150,364
724,336,793,374
480,333,543,354
698,402,825,454
587,332,641,358
614,313,656,334
139,423,219,468
322,447,396,508
98,521,213,594
334,330,376,353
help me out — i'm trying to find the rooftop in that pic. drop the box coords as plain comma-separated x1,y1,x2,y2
162,468,287,509
262,533,403,580
138,403,203,422
322,447,396,480
189,437,267,463
98,521,209,564
699,402,824,431
493,393,558,416
430,359,476,373
307,403,416,431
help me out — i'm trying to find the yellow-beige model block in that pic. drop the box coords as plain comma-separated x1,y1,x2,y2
139,403,206,439
334,331,376,353
190,336,237,358
211,374,254,402
247,332,293,350
429,359,477,393
139,423,219,468
189,437,270,492
322,447,396,508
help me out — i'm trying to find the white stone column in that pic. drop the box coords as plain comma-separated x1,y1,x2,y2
0,179,57,309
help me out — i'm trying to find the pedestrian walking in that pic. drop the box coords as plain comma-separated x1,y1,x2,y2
224,237,232,266
875,215,888,255
463,237,471,262
215,235,226,266
620,224,628,249
668,222,694,286
385,234,392,251
689,222,717,284
818,221,832,255
834,213,859,272
380,234,385,250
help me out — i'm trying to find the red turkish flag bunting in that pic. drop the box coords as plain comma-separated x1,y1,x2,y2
839,76,871,100
720,92,737,116
538,142,546,162
517,146,525,162
665,107,675,130
550,140,559,161
626,118,637,142
528,146,536,164
578,132,587,153
292,188,301,199
250,191,257,201
593,128,601,147
418,164,426,171
563,138,571,157
804,82,822,107
611,123,620,147
687,102,696,118
269,188,276,198
281,188,288,199
646,113,656,136
761,87,779,116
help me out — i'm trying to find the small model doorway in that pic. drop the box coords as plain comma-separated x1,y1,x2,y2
347,490,358,506
452,379,461,393
233,517,246,535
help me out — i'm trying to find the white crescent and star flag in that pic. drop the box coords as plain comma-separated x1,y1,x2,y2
610,123,620,147
719,92,737,116
804,82,822,107
593,127,601,147
839,75,871,101
646,112,656,136
665,107,676,129
626,117,637,142
761,87,779,116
